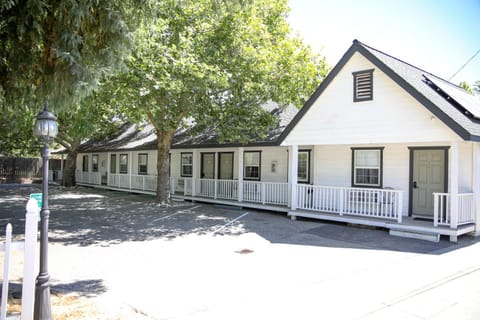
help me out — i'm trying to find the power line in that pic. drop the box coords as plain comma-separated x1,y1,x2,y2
449,48,480,81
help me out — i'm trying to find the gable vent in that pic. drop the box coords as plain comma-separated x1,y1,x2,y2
353,69,374,102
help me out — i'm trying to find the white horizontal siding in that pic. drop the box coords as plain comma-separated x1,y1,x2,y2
169,146,290,183
283,52,460,146
459,141,473,193
312,142,470,216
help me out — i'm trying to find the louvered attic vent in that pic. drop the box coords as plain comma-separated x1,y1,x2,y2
353,69,374,102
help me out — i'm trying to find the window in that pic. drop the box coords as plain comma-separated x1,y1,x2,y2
110,154,117,174
181,153,193,177
244,151,261,180
138,154,148,175
298,150,310,183
82,155,89,172
92,155,99,172
119,154,128,174
352,148,383,187
353,69,374,102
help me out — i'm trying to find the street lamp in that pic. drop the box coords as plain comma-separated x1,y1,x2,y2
33,103,58,320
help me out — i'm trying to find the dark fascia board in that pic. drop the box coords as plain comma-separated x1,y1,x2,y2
277,40,361,144
170,140,279,149
278,39,476,144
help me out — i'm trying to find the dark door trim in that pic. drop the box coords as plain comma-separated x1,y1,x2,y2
200,152,215,179
218,152,234,180
408,146,449,216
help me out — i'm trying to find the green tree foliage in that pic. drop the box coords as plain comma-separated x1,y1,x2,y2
0,0,135,109
55,94,124,186
0,0,141,183
459,81,473,94
109,0,329,202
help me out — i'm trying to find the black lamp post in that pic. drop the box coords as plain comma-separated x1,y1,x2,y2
33,103,58,320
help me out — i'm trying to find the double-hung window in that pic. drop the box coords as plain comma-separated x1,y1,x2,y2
244,151,261,180
92,155,99,172
138,154,148,175
119,154,128,174
110,154,117,174
82,155,89,172
297,150,310,183
353,69,374,102
181,153,193,177
352,148,383,187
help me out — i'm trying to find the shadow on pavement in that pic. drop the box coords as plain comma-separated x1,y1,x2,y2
1,185,478,255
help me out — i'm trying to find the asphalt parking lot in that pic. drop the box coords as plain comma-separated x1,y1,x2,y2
1,184,480,319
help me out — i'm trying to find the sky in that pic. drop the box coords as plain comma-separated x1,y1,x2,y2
287,0,480,86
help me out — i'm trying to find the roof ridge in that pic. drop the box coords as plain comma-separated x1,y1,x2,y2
354,39,465,90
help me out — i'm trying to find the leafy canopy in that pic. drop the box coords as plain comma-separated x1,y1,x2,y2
112,0,329,143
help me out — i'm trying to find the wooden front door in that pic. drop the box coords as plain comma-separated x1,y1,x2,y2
201,153,215,179
218,152,234,180
412,149,446,217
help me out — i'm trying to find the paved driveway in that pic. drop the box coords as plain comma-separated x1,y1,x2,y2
1,185,479,319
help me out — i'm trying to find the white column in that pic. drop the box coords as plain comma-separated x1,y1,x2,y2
129,151,133,189
450,142,459,229
60,153,64,178
192,149,199,197
473,143,480,236
107,152,111,186
238,147,244,202
288,145,298,210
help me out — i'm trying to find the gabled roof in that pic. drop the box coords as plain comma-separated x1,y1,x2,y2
279,39,480,143
78,102,298,153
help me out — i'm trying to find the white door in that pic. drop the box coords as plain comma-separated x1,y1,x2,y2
412,149,446,217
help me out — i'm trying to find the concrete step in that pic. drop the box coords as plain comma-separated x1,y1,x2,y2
389,229,440,242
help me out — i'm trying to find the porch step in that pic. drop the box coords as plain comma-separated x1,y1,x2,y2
389,229,440,242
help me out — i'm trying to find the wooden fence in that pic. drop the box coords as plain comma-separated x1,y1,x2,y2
0,157,42,182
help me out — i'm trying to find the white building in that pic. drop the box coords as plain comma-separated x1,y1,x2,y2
75,40,480,242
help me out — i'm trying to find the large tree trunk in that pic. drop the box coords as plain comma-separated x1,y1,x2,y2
156,130,175,203
62,150,77,187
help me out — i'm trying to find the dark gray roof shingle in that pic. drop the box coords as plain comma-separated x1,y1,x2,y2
78,103,298,153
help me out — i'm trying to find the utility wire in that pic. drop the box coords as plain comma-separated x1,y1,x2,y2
449,48,480,81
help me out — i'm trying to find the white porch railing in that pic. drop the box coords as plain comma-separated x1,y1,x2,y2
297,185,403,222
242,181,288,205
170,178,288,205
75,170,101,185
433,193,475,228
1,199,38,320
131,175,157,192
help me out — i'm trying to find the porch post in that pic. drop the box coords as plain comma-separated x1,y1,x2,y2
288,145,298,211
129,151,133,190
450,142,459,229
107,152,111,186
192,149,199,197
238,147,244,202
60,153,64,179
473,143,480,236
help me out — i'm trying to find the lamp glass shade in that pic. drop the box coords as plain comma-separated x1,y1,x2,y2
34,106,58,143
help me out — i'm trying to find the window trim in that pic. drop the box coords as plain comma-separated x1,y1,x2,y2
92,154,99,172
138,153,148,175
180,152,193,177
82,155,89,172
243,151,261,181
119,153,128,174
353,69,374,102
297,150,311,184
110,154,117,174
351,147,384,188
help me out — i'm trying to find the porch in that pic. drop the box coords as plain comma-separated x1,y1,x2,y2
74,171,476,242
